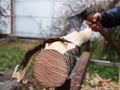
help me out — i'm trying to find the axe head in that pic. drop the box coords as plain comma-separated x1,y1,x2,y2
67,7,95,29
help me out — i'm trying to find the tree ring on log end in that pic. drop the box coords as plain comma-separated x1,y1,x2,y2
33,49,69,88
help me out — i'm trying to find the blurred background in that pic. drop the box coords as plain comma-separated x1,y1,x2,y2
0,0,120,89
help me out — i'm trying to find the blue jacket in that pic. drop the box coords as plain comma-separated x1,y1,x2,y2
101,6,120,28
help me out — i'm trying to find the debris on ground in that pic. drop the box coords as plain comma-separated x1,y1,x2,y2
82,73,119,90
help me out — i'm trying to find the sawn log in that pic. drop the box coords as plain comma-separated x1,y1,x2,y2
33,27,93,88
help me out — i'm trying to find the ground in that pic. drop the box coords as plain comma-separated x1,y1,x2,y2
0,38,119,90
0,38,43,90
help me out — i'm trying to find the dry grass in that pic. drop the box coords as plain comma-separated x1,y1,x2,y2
0,38,43,51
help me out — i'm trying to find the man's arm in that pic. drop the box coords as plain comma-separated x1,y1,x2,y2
101,6,120,28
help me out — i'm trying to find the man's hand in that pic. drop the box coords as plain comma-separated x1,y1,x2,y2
86,13,102,31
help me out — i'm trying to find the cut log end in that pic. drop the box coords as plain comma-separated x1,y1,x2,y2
33,49,69,88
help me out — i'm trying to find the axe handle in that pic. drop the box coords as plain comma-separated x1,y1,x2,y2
97,21,120,57
87,13,120,57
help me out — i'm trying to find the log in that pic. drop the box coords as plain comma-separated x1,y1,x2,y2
90,60,120,68
0,71,19,90
0,80,18,90
70,51,90,90
33,27,93,88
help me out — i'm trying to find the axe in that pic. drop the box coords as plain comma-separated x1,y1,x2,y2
67,7,120,57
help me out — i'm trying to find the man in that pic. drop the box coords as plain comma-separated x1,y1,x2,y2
86,6,120,31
